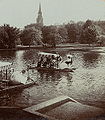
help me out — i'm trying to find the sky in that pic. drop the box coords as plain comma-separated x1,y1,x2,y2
0,0,105,28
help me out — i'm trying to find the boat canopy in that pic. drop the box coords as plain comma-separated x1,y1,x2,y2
38,52,59,57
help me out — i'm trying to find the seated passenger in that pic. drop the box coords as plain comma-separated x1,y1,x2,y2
46,55,51,67
37,55,44,67
37,61,41,67
50,59,55,68
51,55,56,68
42,55,48,67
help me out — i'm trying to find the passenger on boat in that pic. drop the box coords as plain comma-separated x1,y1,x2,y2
65,55,73,67
37,61,41,67
52,55,55,60
37,55,44,67
32,60,35,64
46,55,52,67
50,55,56,68
42,55,48,67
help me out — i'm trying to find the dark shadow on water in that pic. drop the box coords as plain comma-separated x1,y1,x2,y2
22,50,38,63
83,52,100,68
78,100,105,109
0,109,47,120
0,50,16,61
37,70,62,82
0,90,24,106
37,70,73,91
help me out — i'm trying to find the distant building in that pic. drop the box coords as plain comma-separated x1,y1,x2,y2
25,3,43,29
36,3,43,27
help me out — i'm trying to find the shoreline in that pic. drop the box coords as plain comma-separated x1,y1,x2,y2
0,44,104,51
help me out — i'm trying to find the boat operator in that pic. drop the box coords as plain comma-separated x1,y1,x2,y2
42,55,48,67
65,55,73,67
37,55,44,67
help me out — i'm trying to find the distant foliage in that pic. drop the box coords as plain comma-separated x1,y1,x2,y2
42,26,61,47
1,19,105,49
65,23,78,43
19,20,105,47
20,29,32,46
20,27,43,46
0,24,20,49
58,26,69,43
80,20,98,45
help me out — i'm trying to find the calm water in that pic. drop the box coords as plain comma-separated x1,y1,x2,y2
0,47,105,108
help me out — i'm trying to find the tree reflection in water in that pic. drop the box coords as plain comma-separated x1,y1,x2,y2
38,70,62,83
83,52,100,68
36,70,73,86
0,50,16,61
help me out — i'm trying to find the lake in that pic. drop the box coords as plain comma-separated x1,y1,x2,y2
0,47,105,108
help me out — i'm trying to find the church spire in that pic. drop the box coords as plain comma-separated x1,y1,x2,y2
38,3,42,14
36,3,43,27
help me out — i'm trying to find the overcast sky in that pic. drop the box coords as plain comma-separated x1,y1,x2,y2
0,0,105,28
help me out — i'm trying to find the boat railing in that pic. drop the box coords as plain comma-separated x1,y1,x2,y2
0,62,14,81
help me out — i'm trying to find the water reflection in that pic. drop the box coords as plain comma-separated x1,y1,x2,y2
38,71,61,82
37,70,73,84
56,72,73,97
14,50,25,71
22,50,38,63
0,50,16,62
83,52,100,68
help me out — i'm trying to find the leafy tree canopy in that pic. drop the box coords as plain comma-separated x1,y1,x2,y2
0,24,20,49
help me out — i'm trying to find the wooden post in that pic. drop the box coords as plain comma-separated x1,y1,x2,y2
27,65,30,80
0,70,2,79
6,69,8,80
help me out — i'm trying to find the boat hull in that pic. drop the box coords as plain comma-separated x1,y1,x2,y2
29,66,76,72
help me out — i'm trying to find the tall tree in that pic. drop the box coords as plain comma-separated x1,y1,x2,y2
58,26,68,43
65,23,78,43
20,27,43,46
0,24,20,49
42,26,61,47
80,20,98,45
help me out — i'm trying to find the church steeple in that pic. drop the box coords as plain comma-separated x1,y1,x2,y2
36,3,43,27
38,3,42,14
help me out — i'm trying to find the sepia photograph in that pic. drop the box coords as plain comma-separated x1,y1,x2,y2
0,0,105,119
